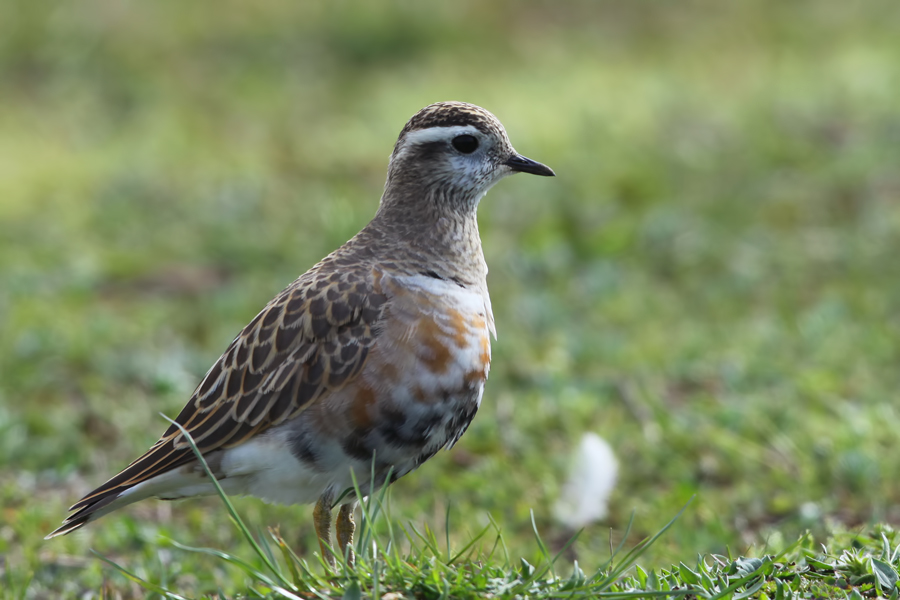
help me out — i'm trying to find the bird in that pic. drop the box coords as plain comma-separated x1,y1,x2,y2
47,101,554,566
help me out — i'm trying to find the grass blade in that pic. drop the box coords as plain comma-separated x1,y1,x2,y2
159,413,297,591
91,551,189,600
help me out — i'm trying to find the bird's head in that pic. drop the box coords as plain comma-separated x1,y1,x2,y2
384,101,554,212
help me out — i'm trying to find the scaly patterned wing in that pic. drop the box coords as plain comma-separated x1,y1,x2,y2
66,264,387,514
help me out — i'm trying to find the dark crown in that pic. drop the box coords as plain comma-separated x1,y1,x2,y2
396,101,506,145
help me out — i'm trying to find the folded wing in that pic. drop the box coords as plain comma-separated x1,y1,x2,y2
47,265,388,537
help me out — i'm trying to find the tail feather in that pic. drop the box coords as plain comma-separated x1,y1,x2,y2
45,439,199,538
45,516,89,539
45,492,123,539
68,439,190,512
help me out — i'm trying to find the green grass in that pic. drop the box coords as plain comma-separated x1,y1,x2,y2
3,0,900,597
79,425,900,599
98,511,900,599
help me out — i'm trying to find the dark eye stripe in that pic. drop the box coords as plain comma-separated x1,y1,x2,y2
451,135,479,154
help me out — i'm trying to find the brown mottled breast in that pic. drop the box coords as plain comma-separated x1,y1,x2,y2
289,271,493,476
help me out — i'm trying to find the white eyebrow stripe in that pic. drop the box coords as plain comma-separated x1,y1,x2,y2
402,125,481,146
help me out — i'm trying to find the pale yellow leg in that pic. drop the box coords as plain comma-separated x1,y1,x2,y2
336,502,357,567
313,492,335,568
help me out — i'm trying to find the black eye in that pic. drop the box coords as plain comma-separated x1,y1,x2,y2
451,134,479,154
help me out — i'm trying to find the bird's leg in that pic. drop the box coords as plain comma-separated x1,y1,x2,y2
336,502,357,567
313,491,335,568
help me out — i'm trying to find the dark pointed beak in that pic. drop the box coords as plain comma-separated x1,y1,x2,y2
505,154,555,177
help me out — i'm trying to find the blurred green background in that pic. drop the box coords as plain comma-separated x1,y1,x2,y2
3,0,900,596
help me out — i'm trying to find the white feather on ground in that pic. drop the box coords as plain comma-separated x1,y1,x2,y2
553,432,618,529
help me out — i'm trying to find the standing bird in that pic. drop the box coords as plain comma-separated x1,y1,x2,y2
47,101,554,565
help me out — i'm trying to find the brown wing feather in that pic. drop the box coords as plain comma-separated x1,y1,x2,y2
67,264,387,512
